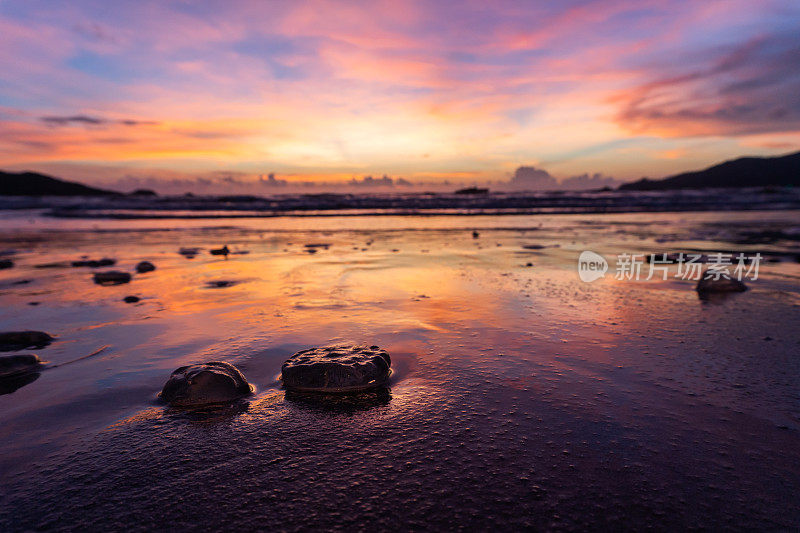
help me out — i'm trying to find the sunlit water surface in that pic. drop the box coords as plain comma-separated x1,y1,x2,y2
1,210,799,530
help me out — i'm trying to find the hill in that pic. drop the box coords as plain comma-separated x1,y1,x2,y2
0,170,118,196
619,151,800,191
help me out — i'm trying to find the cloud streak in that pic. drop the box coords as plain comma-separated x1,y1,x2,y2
614,32,800,136
40,114,159,126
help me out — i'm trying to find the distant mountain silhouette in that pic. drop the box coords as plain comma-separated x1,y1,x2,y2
0,170,118,196
619,150,800,191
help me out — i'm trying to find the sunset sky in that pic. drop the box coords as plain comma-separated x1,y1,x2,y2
1,0,798,192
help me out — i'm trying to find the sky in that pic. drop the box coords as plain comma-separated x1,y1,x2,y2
0,0,799,193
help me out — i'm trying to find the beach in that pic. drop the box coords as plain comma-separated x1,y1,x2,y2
1,209,799,530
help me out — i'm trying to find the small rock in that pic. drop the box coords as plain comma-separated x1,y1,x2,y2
0,331,54,351
281,344,392,393
0,259,13,269
472,231,479,239
123,296,140,303
135,261,156,273
159,361,252,406
72,258,116,268
525,262,533,267
93,271,132,285
206,280,238,288
210,245,230,257
0,354,44,378
0,369,41,395
695,272,747,293
178,247,201,258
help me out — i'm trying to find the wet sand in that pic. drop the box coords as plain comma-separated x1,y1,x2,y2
1,210,799,530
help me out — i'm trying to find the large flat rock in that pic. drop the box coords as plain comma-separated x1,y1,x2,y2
281,344,391,393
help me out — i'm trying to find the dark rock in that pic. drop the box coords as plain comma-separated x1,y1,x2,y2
695,272,747,293
210,245,230,257
135,261,156,273
93,271,132,285
281,344,392,393
178,247,201,258
206,280,238,288
472,231,480,239
0,354,44,378
72,258,116,268
0,352,43,395
0,259,13,269
0,370,41,395
455,187,489,195
123,296,140,303
0,331,54,351
159,361,252,406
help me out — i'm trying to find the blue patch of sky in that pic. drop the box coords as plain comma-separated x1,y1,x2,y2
233,36,314,81
541,138,653,167
67,50,153,83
